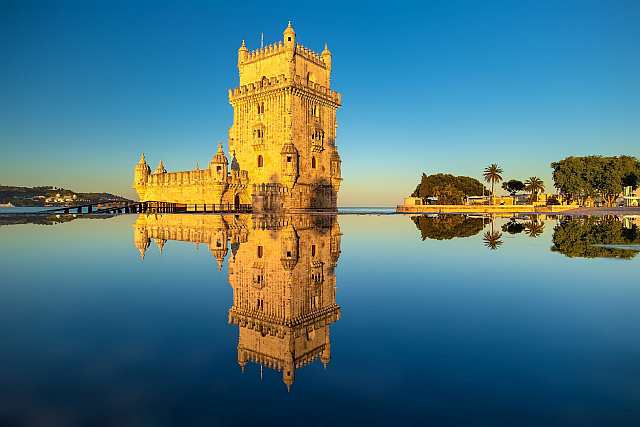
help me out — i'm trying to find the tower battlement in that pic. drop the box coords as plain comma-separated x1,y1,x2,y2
240,41,327,68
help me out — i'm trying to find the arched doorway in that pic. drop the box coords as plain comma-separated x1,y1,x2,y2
234,193,240,210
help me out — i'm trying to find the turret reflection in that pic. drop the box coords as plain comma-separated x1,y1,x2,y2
133,213,341,390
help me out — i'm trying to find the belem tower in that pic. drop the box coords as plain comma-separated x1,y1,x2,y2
133,22,342,211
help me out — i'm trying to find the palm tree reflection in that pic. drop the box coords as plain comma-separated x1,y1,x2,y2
483,216,503,250
524,220,545,238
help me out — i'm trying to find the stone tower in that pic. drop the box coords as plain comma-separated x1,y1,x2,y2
228,22,342,211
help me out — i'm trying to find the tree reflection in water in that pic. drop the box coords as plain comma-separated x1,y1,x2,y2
411,215,485,240
524,219,545,238
551,217,640,259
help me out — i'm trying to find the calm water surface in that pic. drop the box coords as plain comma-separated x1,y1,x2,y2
1,213,639,426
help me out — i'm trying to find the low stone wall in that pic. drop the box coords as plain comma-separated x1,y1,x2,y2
396,204,576,214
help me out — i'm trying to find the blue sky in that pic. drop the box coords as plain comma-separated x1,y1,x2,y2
1,0,638,205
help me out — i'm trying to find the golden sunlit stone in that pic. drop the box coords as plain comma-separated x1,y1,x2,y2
134,22,342,211
133,213,341,390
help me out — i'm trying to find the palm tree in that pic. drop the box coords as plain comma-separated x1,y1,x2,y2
524,177,544,203
483,164,503,204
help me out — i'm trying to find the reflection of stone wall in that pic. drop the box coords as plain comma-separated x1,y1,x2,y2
228,214,341,390
133,213,249,269
132,213,342,390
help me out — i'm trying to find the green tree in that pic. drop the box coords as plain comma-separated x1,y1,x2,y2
411,173,487,205
501,180,525,204
524,177,544,202
551,155,640,206
483,164,503,202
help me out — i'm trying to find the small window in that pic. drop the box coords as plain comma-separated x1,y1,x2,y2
287,156,292,163
311,244,316,257
288,37,291,41
257,246,263,258
258,155,263,167
216,166,222,173
311,157,316,169
286,250,291,258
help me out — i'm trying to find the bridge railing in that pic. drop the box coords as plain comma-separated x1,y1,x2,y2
34,201,253,215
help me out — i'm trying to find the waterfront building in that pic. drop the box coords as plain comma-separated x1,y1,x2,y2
134,22,342,211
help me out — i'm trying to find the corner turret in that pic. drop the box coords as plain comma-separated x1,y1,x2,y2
238,39,248,66
134,153,151,188
280,222,299,270
320,329,331,368
280,143,299,189
133,225,150,261
283,21,296,49
330,150,342,192
154,160,167,174
210,143,229,181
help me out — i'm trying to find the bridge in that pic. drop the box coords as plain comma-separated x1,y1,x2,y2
35,201,252,215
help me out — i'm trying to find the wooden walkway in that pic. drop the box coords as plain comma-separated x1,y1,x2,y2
36,201,252,215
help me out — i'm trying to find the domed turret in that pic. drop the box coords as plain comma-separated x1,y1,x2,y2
283,21,296,48
320,330,331,368
155,238,166,254
154,160,167,174
210,223,228,271
330,150,342,192
237,349,247,373
280,143,299,189
322,42,332,70
280,223,299,270
238,39,248,65
210,143,228,182
330,220,342,265
134,226,150,261
282,350,295,392
133,153,151,187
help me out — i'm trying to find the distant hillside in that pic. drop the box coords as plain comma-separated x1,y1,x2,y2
0,185,132,207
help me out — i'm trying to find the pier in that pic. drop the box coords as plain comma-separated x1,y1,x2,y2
34,201,252,215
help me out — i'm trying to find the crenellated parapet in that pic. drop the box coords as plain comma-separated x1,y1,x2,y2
133,144,251,205
240,40,328,69
243,41,286,64
294,43,327,67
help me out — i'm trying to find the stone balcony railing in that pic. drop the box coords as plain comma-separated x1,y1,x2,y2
229,74,341,105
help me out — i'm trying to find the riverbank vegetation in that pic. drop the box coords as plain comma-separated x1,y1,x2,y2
411,173,487,205
551,156,640,206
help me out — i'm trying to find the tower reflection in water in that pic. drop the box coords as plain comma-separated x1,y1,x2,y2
133,213,342,391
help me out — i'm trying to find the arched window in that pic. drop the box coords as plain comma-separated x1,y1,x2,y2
311,156,316,169
257,246,263,258
257,155,264,168
257,102,264,115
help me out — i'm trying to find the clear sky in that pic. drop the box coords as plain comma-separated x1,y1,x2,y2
1,0,638,205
